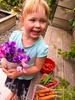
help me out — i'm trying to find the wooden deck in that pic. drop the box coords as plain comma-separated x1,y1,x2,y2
26,26,75,100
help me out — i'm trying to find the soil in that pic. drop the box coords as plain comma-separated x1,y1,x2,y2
0,13,7,19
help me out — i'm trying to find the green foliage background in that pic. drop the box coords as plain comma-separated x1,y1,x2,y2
0,0,56,20
0,0,25,11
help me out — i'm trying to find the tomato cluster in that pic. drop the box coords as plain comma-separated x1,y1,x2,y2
41,58,56,74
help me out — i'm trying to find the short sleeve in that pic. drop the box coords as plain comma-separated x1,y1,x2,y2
9,30,21,42
37,43,49,57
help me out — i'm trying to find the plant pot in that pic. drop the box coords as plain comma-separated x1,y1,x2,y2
6,60,19,70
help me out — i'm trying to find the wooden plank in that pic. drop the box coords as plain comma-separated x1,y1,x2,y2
44,26,57,60
0,9,16,34
51,27,64,78
26,72,43,100
52,17,70,30
62,29,75,86
0,16,16,34
64,59,75,87
58,0,75,9
54,6,75,21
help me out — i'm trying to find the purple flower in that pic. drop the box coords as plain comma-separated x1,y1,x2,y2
0,41,30,73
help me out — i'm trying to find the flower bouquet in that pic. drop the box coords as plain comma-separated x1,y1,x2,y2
0,41,30,73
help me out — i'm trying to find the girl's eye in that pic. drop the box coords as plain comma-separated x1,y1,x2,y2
30,19,35,22
40,20,47,23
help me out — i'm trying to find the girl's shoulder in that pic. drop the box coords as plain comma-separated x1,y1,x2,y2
36,37,49,57
9,30,22,41
37,36,48,47
10,30,21,37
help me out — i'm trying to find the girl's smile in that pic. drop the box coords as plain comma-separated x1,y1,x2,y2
31,30,41,35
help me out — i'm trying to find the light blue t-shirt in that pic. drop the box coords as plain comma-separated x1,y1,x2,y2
9,30,49,80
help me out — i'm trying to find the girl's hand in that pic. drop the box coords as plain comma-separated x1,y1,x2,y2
1,58,9,74
7,68,22,79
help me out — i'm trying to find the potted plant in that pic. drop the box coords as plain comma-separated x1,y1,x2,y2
58,42,75,59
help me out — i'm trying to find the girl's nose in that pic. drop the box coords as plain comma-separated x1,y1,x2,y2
35,22,41,27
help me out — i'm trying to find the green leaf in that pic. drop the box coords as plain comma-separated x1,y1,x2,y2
73,7,75,11
58,76,70,88
69,19,75,28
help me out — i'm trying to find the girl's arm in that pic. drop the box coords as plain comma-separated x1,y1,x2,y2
23,57,46,75
7,57,47,79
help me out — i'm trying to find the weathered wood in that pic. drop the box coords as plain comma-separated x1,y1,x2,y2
44,25,75,86
54,6,75,21
25,72,43,100
58,0,75,9
26,26,75,100
52,0,75,30
52,17,70,30
0,9,16,34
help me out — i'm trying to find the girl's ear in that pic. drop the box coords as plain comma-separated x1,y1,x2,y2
19,15,24,26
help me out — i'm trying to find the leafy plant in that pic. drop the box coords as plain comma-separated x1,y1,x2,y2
58,42,75,59
0,0,56,20
69,7,75,29
55,77,75,100
0,0,24,11
57,76,70,88
0,0,11,11
46,0,56,19
69,19,75,29
56,85,75,100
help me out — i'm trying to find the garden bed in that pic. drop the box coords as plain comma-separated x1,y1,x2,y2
52,0,75,31
0,9,16,34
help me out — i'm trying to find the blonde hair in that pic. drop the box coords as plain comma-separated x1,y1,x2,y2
21,0,50,18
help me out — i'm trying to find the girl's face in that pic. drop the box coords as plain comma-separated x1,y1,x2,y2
21,6,47,39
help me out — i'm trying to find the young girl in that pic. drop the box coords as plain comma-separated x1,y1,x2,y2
1,0,50,99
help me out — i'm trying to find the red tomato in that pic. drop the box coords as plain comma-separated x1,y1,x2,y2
41,58,56,74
